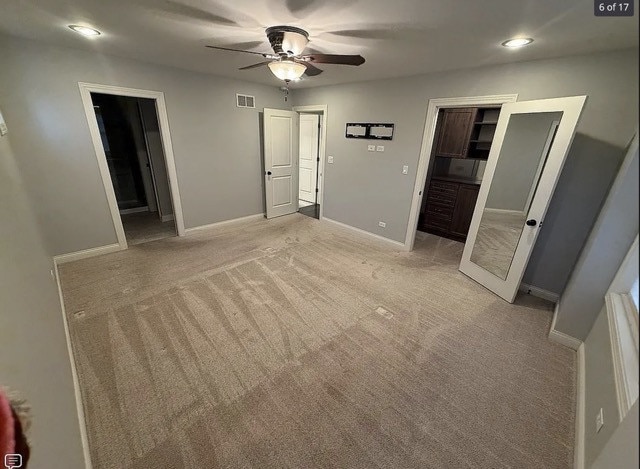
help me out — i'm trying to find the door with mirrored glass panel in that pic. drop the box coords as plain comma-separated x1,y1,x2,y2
459,96,587,302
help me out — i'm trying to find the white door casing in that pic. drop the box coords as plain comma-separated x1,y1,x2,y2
299,114,320,203
459,96,587,302
264,108,299,219
78,82,186,251
293,105,328,218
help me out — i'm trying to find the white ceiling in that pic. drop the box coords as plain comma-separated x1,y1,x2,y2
1,0,638,88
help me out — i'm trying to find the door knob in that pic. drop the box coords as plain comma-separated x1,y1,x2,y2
266,171,272,176
526,219,537,227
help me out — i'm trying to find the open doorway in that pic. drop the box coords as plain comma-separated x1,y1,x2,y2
91,93,176,245
405,95,518,251
262,105,327,220
80,83,185,251
297,113,322,219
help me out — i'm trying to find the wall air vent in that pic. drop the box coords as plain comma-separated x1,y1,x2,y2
236,94,256,109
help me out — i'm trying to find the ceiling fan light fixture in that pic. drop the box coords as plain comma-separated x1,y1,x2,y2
268,60,306,81
281,31,309,56
501,37,533,48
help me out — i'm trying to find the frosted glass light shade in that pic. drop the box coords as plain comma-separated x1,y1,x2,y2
268,61,306,81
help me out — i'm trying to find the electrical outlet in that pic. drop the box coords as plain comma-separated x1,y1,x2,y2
378,221,386,228
596,408,604,433
367,145,376,152
376,145,385,152
327,155,334,164
402,165,409,175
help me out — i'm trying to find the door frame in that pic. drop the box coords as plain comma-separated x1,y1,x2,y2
78,82,185,250
404,94,518,250
293,105,328,219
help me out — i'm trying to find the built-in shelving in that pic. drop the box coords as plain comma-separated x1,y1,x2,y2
467,107,501,159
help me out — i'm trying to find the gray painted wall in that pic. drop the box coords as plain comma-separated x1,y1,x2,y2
591,401,638,469
0,131,85,467
583,306,621,466
0,34,287,256
292,49,638,296
485,112,562,212
555,139,638,340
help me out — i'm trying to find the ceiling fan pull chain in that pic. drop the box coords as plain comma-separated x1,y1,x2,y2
279,86,289,102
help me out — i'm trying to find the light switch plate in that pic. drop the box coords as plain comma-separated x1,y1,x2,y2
376,145,384,152
367,145,376,152
402,165,409,175
328,155,334,164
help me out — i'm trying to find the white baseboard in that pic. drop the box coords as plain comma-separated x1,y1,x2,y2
52,263,93,469
574,343,585,469
161,214,175,222
185,213,264,234
321,216,407,250
53,243,122,265
520,283,560,303
548,303,583,350
119,206,148,215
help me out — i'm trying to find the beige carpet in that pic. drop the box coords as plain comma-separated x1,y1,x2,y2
121,211,176,246
59,214,575,469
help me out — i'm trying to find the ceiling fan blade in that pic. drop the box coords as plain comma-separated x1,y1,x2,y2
206,45,275,58
153,0,238,26
301,62,323,76
302,54,365,66
239,61,273,70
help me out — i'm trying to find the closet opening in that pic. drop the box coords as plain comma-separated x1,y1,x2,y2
91,93,176,245
405,95,518,251
416,106,502,242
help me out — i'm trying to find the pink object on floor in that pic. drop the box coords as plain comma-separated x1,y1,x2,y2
0,388,16,458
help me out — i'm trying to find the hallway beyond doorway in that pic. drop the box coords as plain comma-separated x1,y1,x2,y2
298,203,320,219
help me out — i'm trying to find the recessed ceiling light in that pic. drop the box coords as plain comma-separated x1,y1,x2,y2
68,25,101,37
501,37,533,48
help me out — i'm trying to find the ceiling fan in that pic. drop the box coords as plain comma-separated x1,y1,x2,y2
206,26,365,82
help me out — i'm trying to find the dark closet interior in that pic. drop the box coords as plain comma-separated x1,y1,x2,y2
418,106,501,241
92,93,148,210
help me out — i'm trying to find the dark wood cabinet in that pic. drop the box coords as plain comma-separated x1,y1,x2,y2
434,107,501,160
434,108,477,158
419,106,500,241
419,179,480,241
450,184,480,237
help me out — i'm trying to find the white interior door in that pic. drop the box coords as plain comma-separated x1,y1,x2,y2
264,108,299,219
459,96,587,302
299,114,319,203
